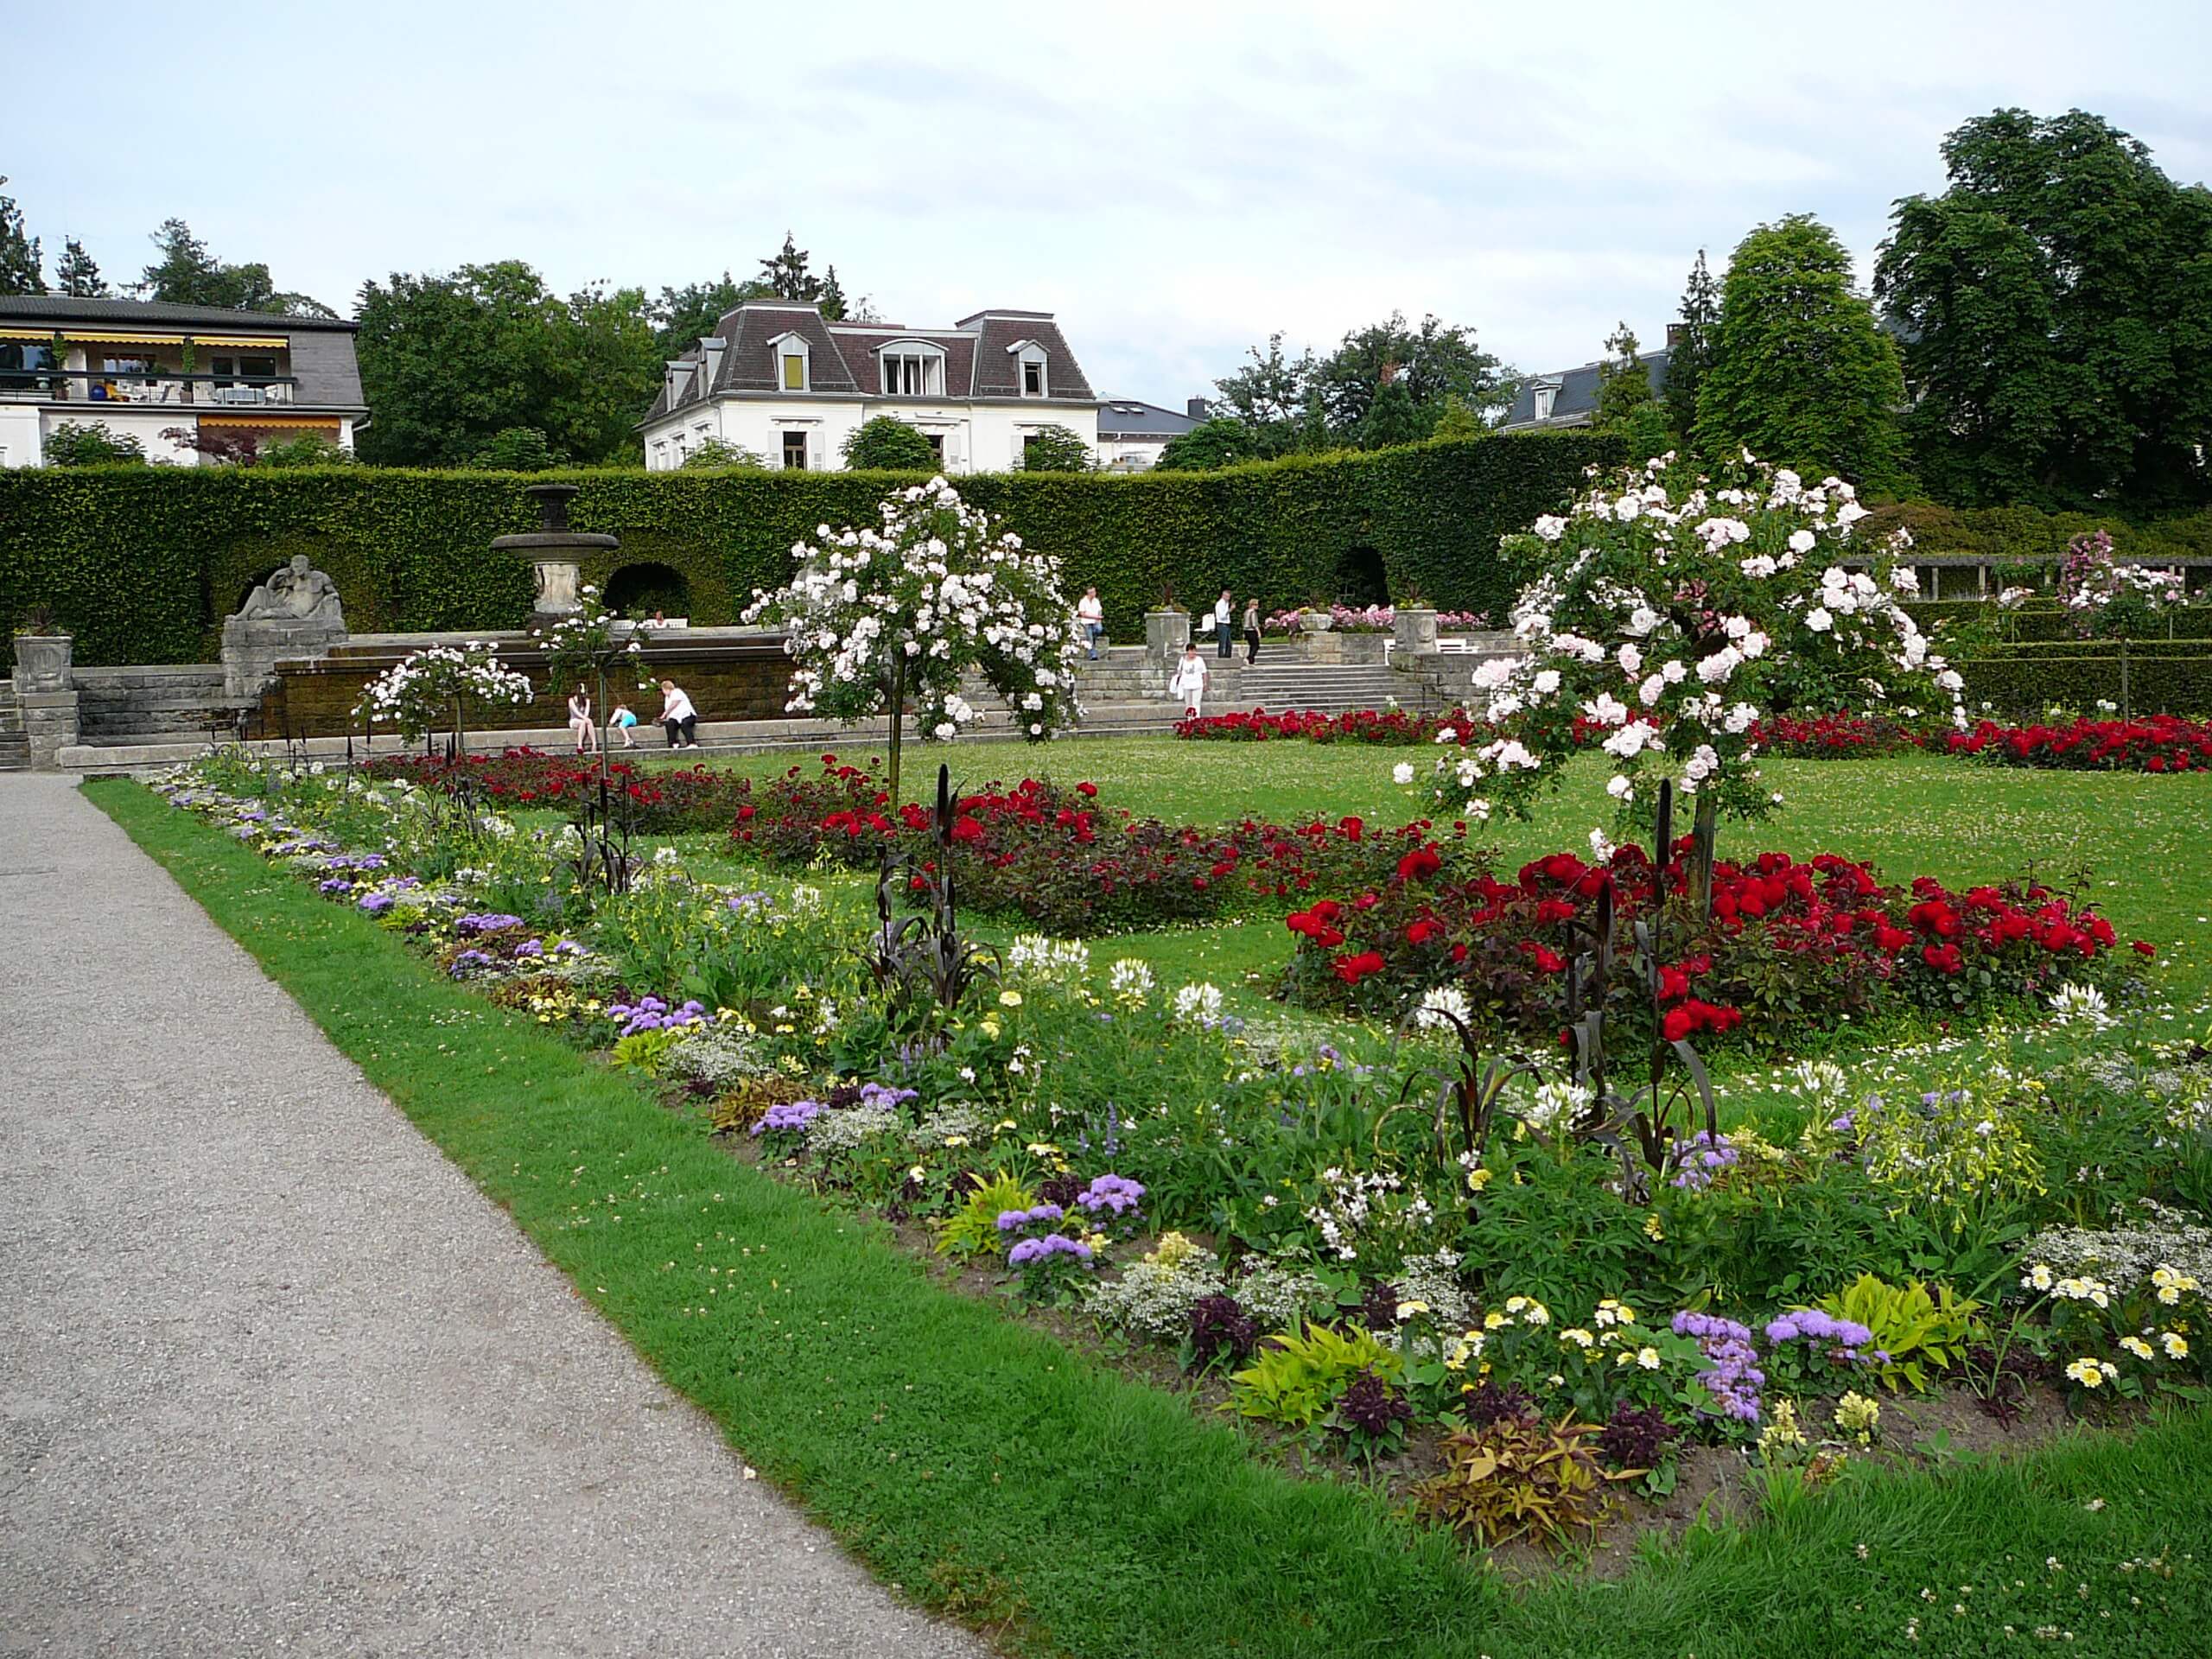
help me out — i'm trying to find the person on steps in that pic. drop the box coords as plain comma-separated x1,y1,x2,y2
608,702,639,748
1214,589,1234,658
1243,597,1262,665
1168,642,1211,718
657,679,699,749
1077,587,1105,659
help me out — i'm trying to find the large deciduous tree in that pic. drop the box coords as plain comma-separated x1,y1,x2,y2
1208,333,1316,459
1694,215,1908,492
1154,416,1264,472
1315,311,1510,438
1875,108,2212,511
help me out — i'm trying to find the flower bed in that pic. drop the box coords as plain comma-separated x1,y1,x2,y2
150,746,2212,1559
1261,604,1490,636
365,747,749,831
1281,836,2146,1048
1174,708,1483,746
728,753,1481,932
1745,712,1927,758
1946,715,2212,772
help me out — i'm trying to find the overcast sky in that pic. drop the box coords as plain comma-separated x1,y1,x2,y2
7,1,2209,408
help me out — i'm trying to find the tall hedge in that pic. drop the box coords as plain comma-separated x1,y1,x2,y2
0,432,1618,666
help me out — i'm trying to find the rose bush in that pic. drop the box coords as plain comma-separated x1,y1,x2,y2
1947,715,2212,772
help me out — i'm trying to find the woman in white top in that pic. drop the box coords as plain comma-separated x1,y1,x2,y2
657,679,699,749
1167,643,1210,716
567,690,595,754
1077,587,1105,659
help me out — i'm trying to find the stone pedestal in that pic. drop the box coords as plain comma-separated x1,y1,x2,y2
531,557,583,618
11,632,73,692
494,483,616,625
1144,608,1190,665
1393,606,1439,656
223,614,346,701
17,689,79,769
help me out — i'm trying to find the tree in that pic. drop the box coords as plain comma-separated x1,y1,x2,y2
756,232,869,321
1154,416,1263,472
1356,377,1423,449
257,432,352,467
0,177,43,295
741,477,1083,804
134,218,332,316
680,437,766,470
54,238,106,297
1020,423,1093,472
653,270,771,359
553,282,662,465
159,424,260,465
1314,312,1510,439
1593,323,1656,429
1430,396,1487,442
1665,251,1721,443
43,421,146,466
470,427,557,471
1694,215,1908,491
842,416,938,471
1209,333,1315,458
1874,108,2212,511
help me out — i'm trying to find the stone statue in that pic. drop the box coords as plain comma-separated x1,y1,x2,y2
238,554,345,626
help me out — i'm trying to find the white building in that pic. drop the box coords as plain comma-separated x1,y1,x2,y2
0,297,367,467
641,301,1100,473
1096,397,1205,472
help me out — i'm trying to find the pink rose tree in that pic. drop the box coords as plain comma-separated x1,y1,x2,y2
1415,453,1965,827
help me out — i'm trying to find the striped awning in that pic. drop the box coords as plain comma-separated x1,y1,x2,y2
197,414,340,430
0,327,290,348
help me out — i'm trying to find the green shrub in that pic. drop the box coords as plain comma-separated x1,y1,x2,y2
933,1173,1036,1262
1414,1414,1626,1548
0,430,1618,664
1813,1274,1983,1393
1227,1323,1400,1428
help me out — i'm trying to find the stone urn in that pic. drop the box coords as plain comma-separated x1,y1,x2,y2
10,628,73,693
1298,607,1334,634
493,482,617,620
1144,607,1192,664
1392,605,1439,655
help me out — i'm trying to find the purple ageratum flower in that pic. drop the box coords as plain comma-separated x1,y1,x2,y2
752,1099,825,1136
728,891,772,914
1669,1130,1740,1192
359,893,395,914
449,949,496,978
513,939,544,959
1765,1308,1876,1362
1672,1310,1765,1423
318,877,353,895
1075,1174,1146,1217
456,912,525,937
995,1209,1031,1233
555,939,587,957
608,995,711,1039
855,1082,919,1112
1007,1234,1093,1268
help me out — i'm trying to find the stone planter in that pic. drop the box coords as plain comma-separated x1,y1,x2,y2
1144,607,1192,664
1392,606,1439,656
10,631,73,694
1298,610,1334,633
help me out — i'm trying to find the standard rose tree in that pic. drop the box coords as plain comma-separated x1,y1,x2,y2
743,475,1084,803
1415,452,1965,827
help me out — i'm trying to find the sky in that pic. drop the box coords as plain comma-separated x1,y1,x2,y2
6,0,2210,410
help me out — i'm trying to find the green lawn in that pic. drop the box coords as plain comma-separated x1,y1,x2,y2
92,760,2212,1659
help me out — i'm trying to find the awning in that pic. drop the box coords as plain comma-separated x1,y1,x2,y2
197,414,340,430
0,327,290,348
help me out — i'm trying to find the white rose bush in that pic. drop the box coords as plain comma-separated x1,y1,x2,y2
743,476,1084,800
353,640,534,750
1420,453,1966,826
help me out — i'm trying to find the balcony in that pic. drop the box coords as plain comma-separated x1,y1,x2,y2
0,371,300,407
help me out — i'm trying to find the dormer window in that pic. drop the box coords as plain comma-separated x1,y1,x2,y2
769,331,810,392
1007,339,1049,397
880,342,946,397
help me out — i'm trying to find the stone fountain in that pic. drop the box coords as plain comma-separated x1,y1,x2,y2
493,482,617,620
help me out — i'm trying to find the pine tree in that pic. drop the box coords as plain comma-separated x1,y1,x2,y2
0,178,46,296
1665,250,1720,442
759,232,813,301
54,238,107,298
1593,322,1655,428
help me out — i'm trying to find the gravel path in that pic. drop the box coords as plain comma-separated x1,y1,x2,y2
0,774,985,1659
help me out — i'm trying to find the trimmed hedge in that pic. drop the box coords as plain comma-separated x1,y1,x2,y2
1959,640,2212,717
1862,499,2212,566
1909,600,2212,645
0,431,1618,666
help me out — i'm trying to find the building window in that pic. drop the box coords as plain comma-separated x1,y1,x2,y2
925,434,944,461
781,353,806,391
1021,359,1045,397
881,352,944,397
783,431,809,470
211,354,279,384
652,442,667,468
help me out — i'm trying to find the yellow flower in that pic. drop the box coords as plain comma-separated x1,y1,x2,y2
1834,1391,1881,1439
1396,1300,1432,1322
998,990,1024,1007
1636,1345,1662,1370
1643,1213,1665,1241
1465,1167,1492,1192
2064,1357,2114,1389
1483,1310,1509,1332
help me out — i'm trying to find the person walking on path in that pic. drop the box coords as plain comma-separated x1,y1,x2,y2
1243,597,1262,665
608,701,639,748
1213,589,1234,658
657,679,699,749
566,690,596,755
1077,587,1106,659
1168,642,1211,717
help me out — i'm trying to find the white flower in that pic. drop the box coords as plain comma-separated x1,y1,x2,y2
1806,607,1834,633
1532,514,1567,542
1788,528,1817,554
1606,773,1635,800
1617,643,1643,676
1414,985,1471,1031
1531,669,1561,696
1171,982,1224,1024
1392,762,1415,785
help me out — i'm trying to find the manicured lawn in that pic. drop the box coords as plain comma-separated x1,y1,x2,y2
92,770,2212,1658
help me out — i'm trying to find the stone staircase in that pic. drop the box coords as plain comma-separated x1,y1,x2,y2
0,685,27,772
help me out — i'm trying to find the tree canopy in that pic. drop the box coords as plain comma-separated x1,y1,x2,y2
842,416,938,471
1875,107,2212,511
1020,423,1094,473
134,219,334,316
0,177,43,296
1664,250,1720,442
1154,416,1266,472
1694,214,1908,491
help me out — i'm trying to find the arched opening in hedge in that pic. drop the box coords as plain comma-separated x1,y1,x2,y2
604,562,692,620
1333,545,1389,609
233,566,286,619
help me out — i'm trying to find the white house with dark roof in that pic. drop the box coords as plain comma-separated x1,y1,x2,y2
0,296,367,467
1497,345,1674,431
641,301,1099,473
1096,397,1205,472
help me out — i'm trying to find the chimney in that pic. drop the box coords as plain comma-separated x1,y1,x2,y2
1186,396,1209,421
698,335,726,390
1666,322,1687,351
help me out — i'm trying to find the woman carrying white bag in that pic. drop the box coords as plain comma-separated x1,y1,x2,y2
1167,642,1211,717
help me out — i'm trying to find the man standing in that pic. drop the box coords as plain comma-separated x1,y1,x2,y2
1214,589,1234,658
657,678,699,749
1077,587,1105,659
